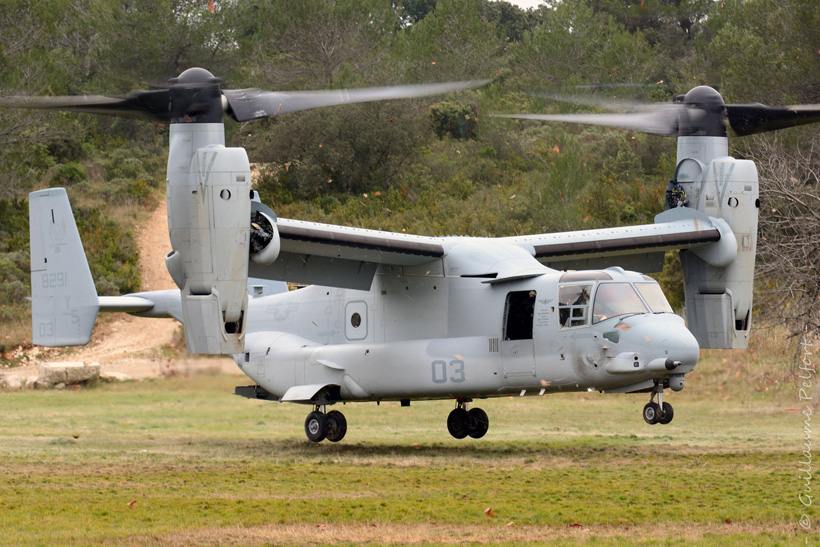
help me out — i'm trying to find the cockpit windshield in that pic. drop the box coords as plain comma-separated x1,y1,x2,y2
635,282,674,314
592,283,649,324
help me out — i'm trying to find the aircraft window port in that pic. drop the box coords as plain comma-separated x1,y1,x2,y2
635,282,674,314
592,283,649,324
350,312,362,328
503,290,536,340
558,283,593,328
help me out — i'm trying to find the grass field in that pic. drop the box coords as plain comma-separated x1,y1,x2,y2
0,344,816,547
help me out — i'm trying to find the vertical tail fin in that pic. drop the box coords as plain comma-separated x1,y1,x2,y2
29,188,99,346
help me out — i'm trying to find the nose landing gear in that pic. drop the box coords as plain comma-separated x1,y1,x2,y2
643,383,674,425
447,399,490,439
304,405,348,442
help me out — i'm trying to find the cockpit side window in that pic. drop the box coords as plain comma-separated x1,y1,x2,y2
558,284,593,328
592,282,648,324
635,282,674,314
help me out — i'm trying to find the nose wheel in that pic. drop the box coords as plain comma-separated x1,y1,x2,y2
643,385,674,425
447,399,490,439
304,406,347,442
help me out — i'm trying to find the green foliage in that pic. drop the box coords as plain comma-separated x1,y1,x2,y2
391,0,506,81
50,162,88,187
0,250,28,306
74,207,140,295
100,178,154,207
242,0,399,89
254,101,429,200
428,100,478,139
706,0,820,104
0,199,30,253
103,154,147,181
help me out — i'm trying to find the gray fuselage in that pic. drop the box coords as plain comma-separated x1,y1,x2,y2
235,257,699,405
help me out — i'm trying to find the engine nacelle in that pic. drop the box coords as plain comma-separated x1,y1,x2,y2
668,144,759,349
249,202,280,266
166,135,252,354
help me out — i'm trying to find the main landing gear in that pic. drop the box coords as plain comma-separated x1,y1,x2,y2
447,399,489,439
304,405,347,443
643,383,674,425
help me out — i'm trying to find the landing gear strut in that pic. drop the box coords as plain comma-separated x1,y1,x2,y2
447,399,489,439
643,383,674,425
304,405,347,443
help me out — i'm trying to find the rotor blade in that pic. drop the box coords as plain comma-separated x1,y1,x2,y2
531,93,670,113
726,104,820,136
492,108,681,136
0,90,171,120
223,80,490,122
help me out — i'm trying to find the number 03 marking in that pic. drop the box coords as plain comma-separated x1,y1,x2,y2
431,359,465,384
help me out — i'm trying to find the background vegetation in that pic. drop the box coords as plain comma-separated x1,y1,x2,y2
1,0,819,349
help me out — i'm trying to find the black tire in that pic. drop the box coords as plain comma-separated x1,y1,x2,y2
643,402,660,425
305,411,328,442
326,410,347,442
658,402,674,425
467,407,489,439
447,407,470,439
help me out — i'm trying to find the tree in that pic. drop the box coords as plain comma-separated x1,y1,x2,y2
706,0,820,104
740,131,820,338
240,0,399,90
94,0,244,88
517,0,659,90
253,100,431,200
390,0,505,82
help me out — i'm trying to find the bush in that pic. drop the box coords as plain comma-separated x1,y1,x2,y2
104,154,147,180
48,139,86,163
74,207,140,295
429,100,478,139
100,178,153,206
51,162,88,186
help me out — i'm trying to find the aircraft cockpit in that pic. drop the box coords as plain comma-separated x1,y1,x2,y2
558,269,674,328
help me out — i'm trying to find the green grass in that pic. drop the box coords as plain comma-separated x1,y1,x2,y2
0,370,813,546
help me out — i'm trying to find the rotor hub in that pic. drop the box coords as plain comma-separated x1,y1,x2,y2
167,67,224,124
678,86,728,137
170,67,222,87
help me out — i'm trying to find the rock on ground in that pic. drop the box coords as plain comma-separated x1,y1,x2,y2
38,362,100,386
3,376,22,390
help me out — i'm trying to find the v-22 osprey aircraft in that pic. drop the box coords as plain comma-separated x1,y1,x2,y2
11,68,820,442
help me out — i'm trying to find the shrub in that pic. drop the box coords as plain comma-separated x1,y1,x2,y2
51,162,88,186
429,100,478,139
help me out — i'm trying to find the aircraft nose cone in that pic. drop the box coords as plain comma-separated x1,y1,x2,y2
640,315,700,368
614,314,700,369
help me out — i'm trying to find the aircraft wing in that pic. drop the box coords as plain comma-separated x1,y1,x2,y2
250,207,735,290
502,207,735,272
248,218,446,290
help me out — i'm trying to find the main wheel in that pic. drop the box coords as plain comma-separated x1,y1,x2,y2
447,407,470,439
643,402,660,425
467,407,489,439
305,411,328,442
658,402,674,425
326,410,348,442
